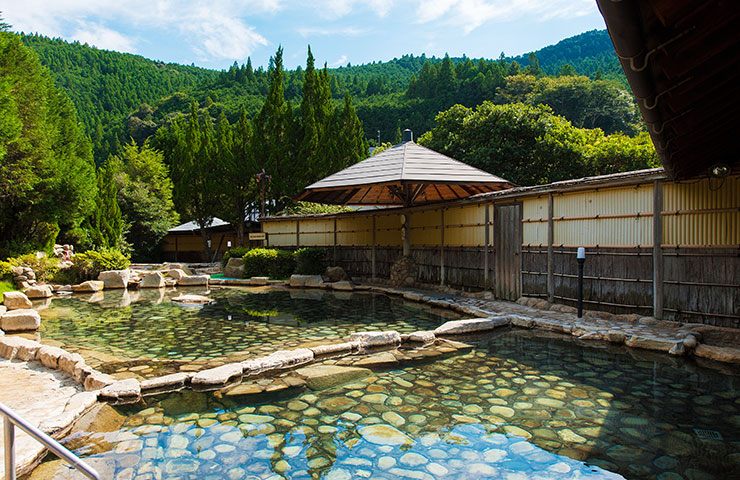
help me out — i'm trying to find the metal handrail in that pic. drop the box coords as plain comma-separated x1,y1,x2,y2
0,402,99,480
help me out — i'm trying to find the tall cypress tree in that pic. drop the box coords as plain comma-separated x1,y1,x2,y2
254,46,293,209
85,159,125,250
330,94,367,172
298,46,321,186
224,109,256,245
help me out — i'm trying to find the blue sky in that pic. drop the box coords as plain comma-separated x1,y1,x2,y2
1,1,607,70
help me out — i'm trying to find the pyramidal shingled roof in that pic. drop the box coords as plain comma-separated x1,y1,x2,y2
308,141,509,188
297,140,514,206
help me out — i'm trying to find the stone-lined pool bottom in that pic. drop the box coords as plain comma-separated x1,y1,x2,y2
32,287,458,379
55,330,739,480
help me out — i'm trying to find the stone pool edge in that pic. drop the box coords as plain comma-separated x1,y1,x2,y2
0,279,734,405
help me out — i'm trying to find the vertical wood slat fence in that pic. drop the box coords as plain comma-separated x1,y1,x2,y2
263,172,740,328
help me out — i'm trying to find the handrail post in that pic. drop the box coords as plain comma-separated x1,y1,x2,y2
0,403,99,480
4,417,15,480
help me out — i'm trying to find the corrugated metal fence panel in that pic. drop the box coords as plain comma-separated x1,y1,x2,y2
298,219,334,246
445,204,486,246
338,216,373,246
555,217,653,247
410,209,441,246
375,213,402,246
522,195,548,246
663,175,740,246
554,184,654,247
264,220,297,247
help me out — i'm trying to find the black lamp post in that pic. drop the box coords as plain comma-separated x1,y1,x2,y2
577,247,586,318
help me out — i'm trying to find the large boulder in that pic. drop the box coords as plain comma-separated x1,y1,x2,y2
99,379,141,400
177,274,209,286
163,263,194,275
72,281,105,293
24,285,53,299
223,258,245,278
191,363,243,387
325,266,349,282
164,269,187,280
3,291,32,310
139,272,165,289
349,331,402,349
97,270,131,289
0,309,41,332
434,316,512,335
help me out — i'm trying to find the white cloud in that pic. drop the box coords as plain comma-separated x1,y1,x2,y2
329,54,349,67
297,26,368,37
416,0,594,34
72,22,136,53
311,0,395,19
0,0,277,60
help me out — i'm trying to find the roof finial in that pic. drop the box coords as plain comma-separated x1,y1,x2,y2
402,129,413,143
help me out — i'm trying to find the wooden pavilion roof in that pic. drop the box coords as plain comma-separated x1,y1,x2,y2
297,139,513,206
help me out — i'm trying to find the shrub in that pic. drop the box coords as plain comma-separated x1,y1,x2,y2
62,248,131,284
0,261,12,281
242,248,298,278
271,250,296,278
243,248,278,277
221,246,251,267
7,253,60,283
294,248,327,275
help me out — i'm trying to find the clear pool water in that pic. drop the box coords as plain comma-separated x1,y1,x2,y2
33,287,458,379
61,330,740,479
34,288,459,378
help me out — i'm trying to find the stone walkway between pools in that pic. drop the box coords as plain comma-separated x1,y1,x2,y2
0,358,97,478
363,282,740,365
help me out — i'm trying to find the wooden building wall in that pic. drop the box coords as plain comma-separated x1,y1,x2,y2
263,174,739,327
161,231,238,263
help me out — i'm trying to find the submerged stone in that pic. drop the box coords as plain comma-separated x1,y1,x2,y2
359,424,412,446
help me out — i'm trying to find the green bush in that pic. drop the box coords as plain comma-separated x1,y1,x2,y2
221,246,251,267
294,248,327,275
0,280,16,295
7,254,60,283
0,261,12,281
243,248,278,277
242,248,298,278
271,250,296,278
61,248,131,284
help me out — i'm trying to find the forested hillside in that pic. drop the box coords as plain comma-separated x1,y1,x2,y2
24,29,625,162
22,35,218,161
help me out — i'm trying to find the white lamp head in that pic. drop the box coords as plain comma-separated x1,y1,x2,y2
577,247,586,260
227,241,232,248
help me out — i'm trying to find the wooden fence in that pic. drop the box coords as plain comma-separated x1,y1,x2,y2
263,170,740,327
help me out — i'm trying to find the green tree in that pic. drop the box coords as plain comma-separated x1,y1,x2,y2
329,94,368,172
222,109,257,245
419,101,655,186
83,159,126,251
419,102,593,185
112,140,179,260
0,30,97,256
254,46,294,207
298,46,324,186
